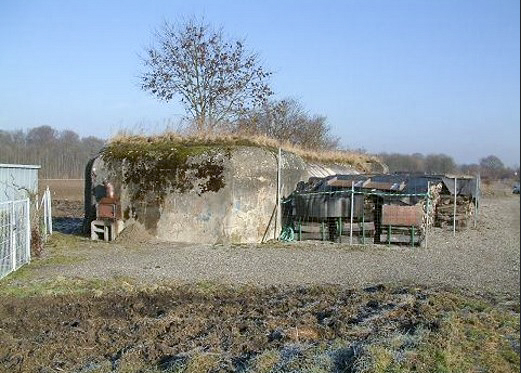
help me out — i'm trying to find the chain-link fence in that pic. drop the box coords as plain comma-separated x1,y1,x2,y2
0,199,31,279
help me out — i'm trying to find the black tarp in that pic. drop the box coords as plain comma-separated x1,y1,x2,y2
297,173,478,199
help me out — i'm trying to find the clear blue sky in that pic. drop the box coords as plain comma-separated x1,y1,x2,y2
1,0,519,166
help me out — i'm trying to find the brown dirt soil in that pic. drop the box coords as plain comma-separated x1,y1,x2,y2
114,222,156,244
48,199,84,234
40,179,84,233
51,199,84,218
39,179,84,202
0,284,518,373
480,179,518,197
39,179,85,233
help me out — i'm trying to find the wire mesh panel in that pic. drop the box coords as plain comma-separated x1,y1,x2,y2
280,173,480,246
0,199,30,279
283,189,430,247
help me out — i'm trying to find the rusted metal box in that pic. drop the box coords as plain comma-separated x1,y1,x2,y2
97,203,118,220
96,197,121,220
381,205,423,227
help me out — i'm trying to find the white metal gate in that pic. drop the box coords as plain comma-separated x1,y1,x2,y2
0,199,30,279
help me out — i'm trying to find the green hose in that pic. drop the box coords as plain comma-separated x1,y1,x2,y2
279,226,295,242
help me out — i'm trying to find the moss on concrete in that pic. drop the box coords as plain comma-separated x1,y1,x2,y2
100,139,231,233
101,140,229,204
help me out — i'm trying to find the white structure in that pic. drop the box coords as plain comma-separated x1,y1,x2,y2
0,164,40,279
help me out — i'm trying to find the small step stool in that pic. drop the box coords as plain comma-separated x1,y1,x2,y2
91,219,124,241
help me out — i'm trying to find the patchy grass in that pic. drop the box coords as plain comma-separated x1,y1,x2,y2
0,283,518,372
1,230,519,373
251,350,280,373
1,233,86,281
0,276,105,297
227,240,382,253
0,232,96,295
351,290,520,373
44,231,90,252
33,232,87,261
0,273,164,298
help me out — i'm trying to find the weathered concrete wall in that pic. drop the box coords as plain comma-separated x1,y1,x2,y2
85,146,360,243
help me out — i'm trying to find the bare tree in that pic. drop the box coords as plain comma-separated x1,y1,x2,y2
479,155,505,179
425,154,456,174
238,98,339,150
27,125,57,146
460,163,480,176
378,152,458,174
141,18,273,133
379,152,425,173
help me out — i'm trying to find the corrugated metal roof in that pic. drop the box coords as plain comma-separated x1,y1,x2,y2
296,173,479,198
0,163,41,169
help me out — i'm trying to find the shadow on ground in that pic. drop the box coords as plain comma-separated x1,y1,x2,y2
52,217,84,235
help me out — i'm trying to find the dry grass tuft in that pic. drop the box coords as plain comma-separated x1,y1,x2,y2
286,325,321,342
185,352,220,373
107,130,383,172
251,350,280,373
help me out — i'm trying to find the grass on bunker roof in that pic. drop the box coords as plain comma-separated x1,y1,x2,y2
103,131,381,172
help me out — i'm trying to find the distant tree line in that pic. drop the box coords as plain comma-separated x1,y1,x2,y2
379,152,519,180
0,126,105,178
2,125,517,181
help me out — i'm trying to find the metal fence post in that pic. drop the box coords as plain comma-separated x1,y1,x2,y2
46,187,53,234
474,174,480,228
349,183,354,245
25,198,31,263
275,149,281,240
361,193,365,245
425,182,430,249
42,193,47,241
10,201,16,272
453,177,457,237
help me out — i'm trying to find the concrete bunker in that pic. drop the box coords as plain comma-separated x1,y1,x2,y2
84,139,379,244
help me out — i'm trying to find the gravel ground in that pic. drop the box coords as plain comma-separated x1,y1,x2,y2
37,195,520,295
